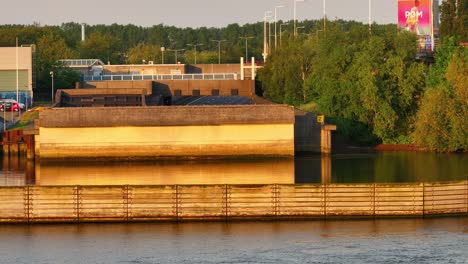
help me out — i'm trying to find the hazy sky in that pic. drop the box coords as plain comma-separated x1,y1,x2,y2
1,0,398,28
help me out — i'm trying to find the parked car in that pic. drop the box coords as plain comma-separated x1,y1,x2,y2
0,99,23,112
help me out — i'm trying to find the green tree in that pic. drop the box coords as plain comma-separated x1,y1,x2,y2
79,32,121,63
440,0,468,41
126,43,162,64
413,44,468,151
35,34,77,95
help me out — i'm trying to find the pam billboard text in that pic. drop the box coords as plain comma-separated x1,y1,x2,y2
398,0,432,35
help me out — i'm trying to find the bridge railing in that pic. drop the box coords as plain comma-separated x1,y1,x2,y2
0,181,466,223
83,73,239,82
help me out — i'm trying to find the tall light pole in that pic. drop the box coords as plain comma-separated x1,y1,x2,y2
187,44,204,64
168,49,185,64
368,0,372,34
240,36,254,63
294,0,305,37
49,71,54,103
211,39,227,64
16,37,19,104
263,11,273,61
323,0,326,33
274,5,284,50
280,23,289,46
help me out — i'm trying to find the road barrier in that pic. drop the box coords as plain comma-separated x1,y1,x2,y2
0,181,466,223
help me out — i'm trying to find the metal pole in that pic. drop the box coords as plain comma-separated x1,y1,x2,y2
240,37,253,64
16,37,19,104
293,0,304,37
294,0,297,37
323,0,326,32
369,0,372,34
245,39,248,62
211,40,226,64
263,11,272,61
50,72,54,103
274,5,284,50
268,19,272,54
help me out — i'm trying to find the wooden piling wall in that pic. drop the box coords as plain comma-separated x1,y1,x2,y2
0,181,466,223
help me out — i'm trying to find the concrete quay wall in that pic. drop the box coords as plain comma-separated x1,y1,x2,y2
35,105,295,158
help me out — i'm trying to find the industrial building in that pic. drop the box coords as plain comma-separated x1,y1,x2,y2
0,46,35,108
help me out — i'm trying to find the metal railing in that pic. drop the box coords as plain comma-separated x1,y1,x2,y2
0,181,466,223
83,73,239,82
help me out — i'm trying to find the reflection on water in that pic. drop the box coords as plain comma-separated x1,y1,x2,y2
35,159,295,186
0,217,467,263
0,152,466,186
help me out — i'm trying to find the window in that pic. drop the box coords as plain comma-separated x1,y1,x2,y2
174,90,182,96
192,90,200,96
231,89,239,96
212,89,220,96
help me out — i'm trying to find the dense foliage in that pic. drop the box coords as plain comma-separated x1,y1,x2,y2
260,23,427,145
413,38,468,151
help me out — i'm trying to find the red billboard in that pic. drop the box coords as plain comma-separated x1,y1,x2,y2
398,0,432,36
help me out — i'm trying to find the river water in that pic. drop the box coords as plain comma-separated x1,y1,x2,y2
0,217,467,263
0,152,466,263
0,151,466,186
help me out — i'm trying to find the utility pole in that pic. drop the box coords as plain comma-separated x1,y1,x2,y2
49,71,54,103
294,0,305,37
263,11,273,61
168,49,185,64
16,37,19,104
369,0,372,34
323,0,326,33
211,40,227,64
240,36,254,63
274,5,284,50
187,44,204,64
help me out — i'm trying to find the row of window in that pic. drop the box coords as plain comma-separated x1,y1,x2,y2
173,89,239,96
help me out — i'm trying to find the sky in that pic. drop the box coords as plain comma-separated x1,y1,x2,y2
0,0,399,28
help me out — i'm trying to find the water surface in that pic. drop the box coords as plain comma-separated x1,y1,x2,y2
0,152,466,186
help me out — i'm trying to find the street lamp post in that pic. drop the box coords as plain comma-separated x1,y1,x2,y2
294,0,304,37
240,36,254,63
168,49,185,64
274,5,284,50
211,40,227,64
368,0,372,34
323,0,326,33
297,26,305,36
280,23,289,46
187,44,204,64
49,71,54,103
263,11,273,61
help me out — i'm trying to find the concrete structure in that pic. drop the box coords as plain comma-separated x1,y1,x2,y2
0,46,34,108
34,105,295,159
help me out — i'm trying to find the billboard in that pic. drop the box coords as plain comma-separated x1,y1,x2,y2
398,0,432,35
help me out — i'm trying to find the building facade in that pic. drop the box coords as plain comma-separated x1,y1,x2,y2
0,46,34,108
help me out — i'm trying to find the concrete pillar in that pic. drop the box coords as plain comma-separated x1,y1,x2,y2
240,57,245,80
251,57,256,80
321,154,332,184
321,125,336,154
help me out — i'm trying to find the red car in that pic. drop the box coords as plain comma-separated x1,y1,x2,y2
0,101,20,112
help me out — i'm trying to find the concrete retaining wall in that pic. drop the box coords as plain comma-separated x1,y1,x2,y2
1,181,466,223
36,105,295,158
